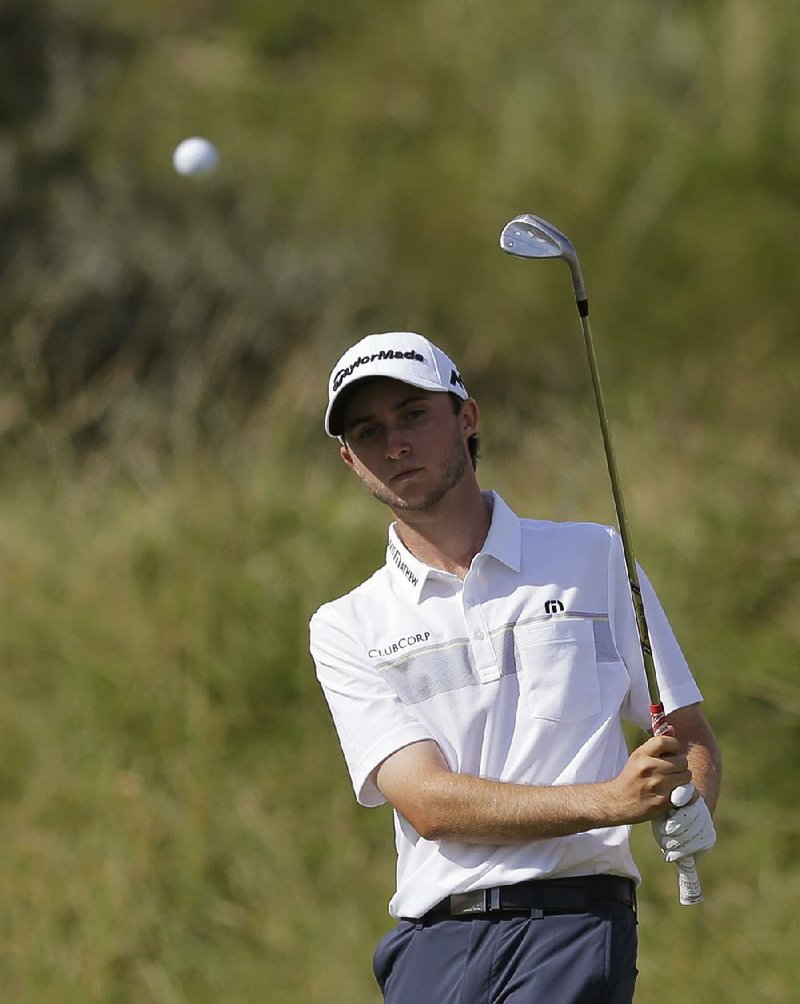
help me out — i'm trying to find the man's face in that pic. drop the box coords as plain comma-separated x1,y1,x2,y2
339,378,478,513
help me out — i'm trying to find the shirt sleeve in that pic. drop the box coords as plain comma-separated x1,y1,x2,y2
309,603,435,807
606,529,703,729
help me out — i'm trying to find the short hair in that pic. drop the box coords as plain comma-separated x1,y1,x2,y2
450,394,479,470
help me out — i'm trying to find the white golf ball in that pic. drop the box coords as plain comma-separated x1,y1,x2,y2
172,137,219,177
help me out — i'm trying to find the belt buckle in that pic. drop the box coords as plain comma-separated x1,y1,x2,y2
449,890,488,916
449,888,502,916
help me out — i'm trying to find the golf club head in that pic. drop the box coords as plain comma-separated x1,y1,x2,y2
500,214,587,304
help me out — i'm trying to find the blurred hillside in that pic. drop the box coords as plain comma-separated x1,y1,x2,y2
3,0,800,448
0,1,799,1001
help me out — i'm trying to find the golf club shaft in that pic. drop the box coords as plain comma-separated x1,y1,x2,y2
577,308,702,906
500,213,705,905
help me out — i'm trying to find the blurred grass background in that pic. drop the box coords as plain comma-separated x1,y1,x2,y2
1,0,799,1000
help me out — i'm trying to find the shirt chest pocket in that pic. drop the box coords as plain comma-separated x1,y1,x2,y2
514,619,601,723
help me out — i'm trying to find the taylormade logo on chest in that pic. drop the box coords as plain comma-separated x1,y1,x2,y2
332,349,426,391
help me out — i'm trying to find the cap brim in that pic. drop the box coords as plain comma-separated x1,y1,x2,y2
325,375,456,438
325,377,376,438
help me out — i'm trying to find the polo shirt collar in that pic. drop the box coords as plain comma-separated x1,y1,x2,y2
385,491,522,601
385,524,431,601
479,491,522,573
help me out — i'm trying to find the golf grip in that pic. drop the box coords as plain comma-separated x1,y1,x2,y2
577,304,703,906
650,704,703,905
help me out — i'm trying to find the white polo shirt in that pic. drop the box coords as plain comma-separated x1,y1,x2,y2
309,492,702,919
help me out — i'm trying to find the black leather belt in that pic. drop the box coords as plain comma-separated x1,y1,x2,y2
423,875,636,920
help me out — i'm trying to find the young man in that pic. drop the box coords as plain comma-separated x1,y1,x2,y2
309,331,721,1003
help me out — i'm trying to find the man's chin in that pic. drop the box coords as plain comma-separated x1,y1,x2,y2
359,452,468,514
371,488,428,512
372,482,454,513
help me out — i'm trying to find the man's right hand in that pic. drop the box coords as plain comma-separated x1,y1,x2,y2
606,734,692,824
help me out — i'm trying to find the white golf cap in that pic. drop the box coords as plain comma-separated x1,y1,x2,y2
324,331,468,437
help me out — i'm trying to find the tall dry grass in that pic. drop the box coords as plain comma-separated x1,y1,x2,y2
1,1,799,1000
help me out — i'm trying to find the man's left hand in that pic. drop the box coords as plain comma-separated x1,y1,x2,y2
651,794,716,862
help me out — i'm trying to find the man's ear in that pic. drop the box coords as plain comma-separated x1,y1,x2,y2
460,398,479,438
340,443,355,469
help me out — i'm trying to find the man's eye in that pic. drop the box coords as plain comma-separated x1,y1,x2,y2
405,408,426,421
357,425,379,441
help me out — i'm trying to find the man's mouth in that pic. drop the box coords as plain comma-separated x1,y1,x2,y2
392,468,423,484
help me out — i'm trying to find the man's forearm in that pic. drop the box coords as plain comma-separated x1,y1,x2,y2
411,770,617,843
666,704,722,812
377,735,691,844
685,738,722,813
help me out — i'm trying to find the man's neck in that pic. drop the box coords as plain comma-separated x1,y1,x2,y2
392,480,492,580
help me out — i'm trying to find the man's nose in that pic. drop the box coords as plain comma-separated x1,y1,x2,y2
384,428,411,459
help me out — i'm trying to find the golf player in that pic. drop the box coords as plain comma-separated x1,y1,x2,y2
310,331,721,1003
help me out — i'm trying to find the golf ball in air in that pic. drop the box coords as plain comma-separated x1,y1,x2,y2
172,137,219,176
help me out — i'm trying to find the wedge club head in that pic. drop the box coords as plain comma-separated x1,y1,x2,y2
500,214,587,306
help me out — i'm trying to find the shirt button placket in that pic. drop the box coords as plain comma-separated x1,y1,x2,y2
463,572,500,683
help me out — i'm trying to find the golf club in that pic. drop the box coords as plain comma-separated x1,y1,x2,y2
500,213,703,906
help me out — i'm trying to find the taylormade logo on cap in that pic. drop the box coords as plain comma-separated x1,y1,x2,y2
332,348,426,393
324,332,468,437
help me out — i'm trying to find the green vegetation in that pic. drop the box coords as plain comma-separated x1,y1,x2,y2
1,1,799,1000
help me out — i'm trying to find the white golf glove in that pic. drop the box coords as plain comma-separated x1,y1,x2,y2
651,787,716,863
